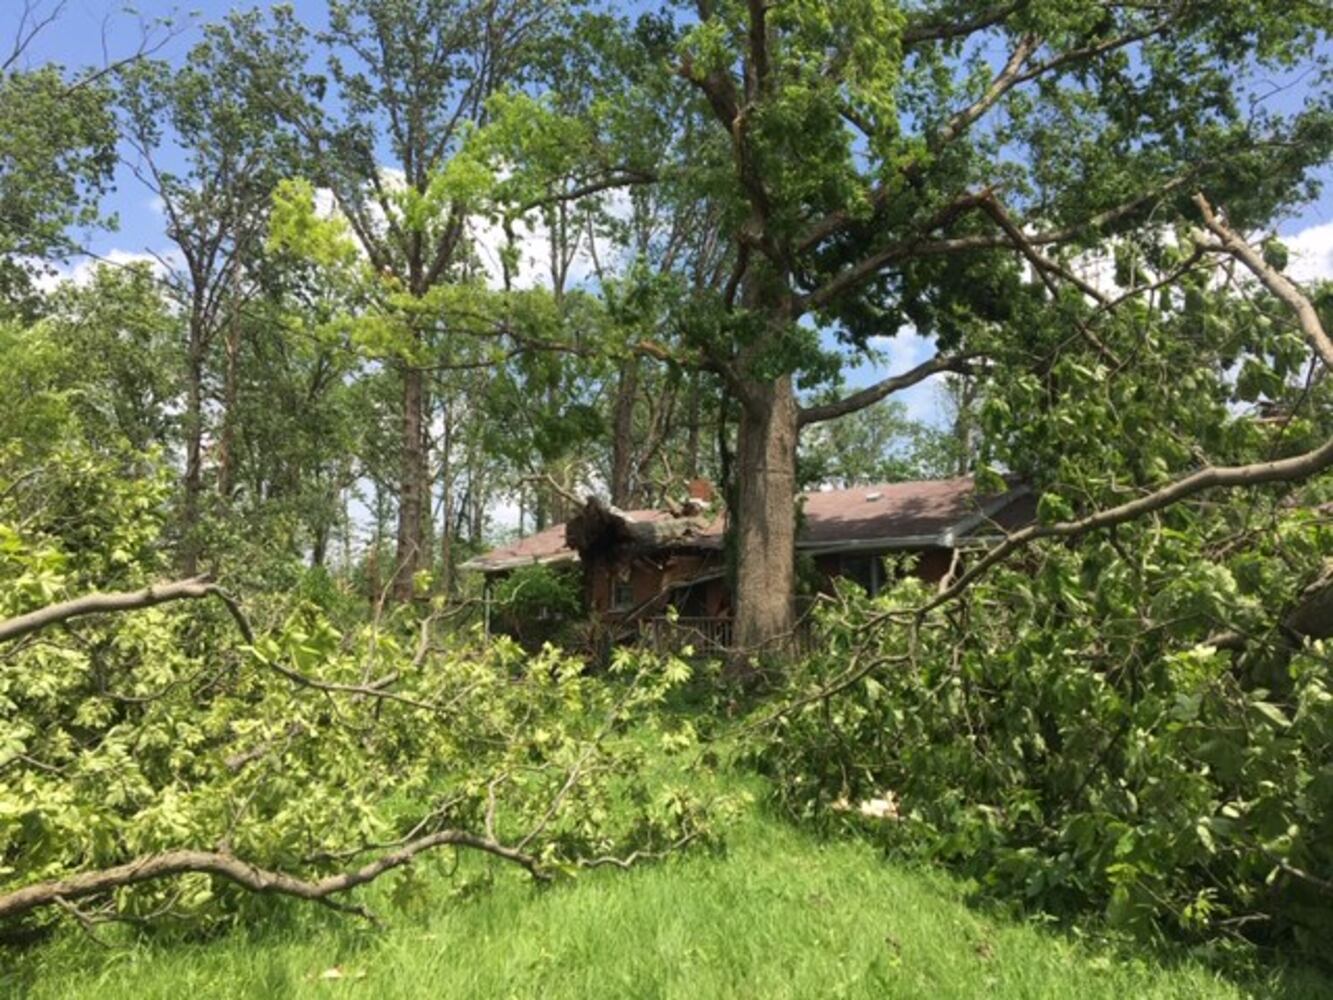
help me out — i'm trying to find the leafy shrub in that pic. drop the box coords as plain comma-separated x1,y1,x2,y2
753,499,1333,963
492,563,585,650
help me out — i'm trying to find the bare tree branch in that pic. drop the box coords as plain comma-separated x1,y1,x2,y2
932,33,1040,150
3,0,66,74
0,831,548,926
798,352,976,427
928,436,1333,613
578,831,702,870
0,577,253,646
901,2,1027,47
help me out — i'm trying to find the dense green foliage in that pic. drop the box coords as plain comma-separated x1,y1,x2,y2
491,563,587,650
0,66,116,309
0,448,734,937
730,6,1333,945
759,492,1333,959
755,199,1333,962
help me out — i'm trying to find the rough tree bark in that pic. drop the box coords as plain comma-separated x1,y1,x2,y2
732,375,799,655
392,361,428,602
179,333,206,578
610,356,640,507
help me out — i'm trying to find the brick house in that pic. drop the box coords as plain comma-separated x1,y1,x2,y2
463,477,1034,650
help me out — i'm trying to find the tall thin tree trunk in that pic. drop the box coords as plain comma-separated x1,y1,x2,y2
439,400,453,597
369,479,387,606
341,486,352,572
610,356,639,506
686,372,701,481
217,312,240,503
471,483,483,544
731,374,798,657
953,376,977,477
180,336,206,577
393,362,427,602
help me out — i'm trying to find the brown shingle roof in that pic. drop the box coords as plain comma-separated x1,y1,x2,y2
798,477,1031,548
460,523,577,572
461,478,1030,573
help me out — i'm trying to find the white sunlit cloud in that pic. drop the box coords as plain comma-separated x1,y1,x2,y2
32,248,179,293
1286,220,1333,285
468,183,633,294
856,329,945,426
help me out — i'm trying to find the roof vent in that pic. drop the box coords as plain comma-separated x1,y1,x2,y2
865,491,883,502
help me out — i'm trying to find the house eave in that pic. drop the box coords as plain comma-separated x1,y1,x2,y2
799,534,947,555
799,533,1011,558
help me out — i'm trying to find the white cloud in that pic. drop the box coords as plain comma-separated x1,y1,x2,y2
32,249,175,292
865,329,932,366
467,188,632,294
1285,220,1333,284
853,330,949,426
312,164,624,294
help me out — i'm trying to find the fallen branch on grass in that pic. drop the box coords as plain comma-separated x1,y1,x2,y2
578,831,702,870
0,829,549,927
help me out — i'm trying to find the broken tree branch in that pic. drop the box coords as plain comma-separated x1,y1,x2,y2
924,435,1333,615
0,576,254,646
902,2,1026,47
977,192,1122,366
1194,193,1333,372
798,352,976,427
911,198,1333,612
0,830,549,926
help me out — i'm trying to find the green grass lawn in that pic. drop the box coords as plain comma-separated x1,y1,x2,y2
8,796,1331,1000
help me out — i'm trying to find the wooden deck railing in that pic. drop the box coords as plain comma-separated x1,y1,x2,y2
641,616,733,654
640,615,817,658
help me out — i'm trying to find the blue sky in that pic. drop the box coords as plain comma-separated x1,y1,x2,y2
16,0,1333,431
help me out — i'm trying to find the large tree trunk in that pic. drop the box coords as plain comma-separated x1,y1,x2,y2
609,356,639,507
732,375,799,656
393,363,427,602
685,372,701,481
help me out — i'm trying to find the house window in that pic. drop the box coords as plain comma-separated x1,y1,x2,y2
839,555,883,596
613,579,634,610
